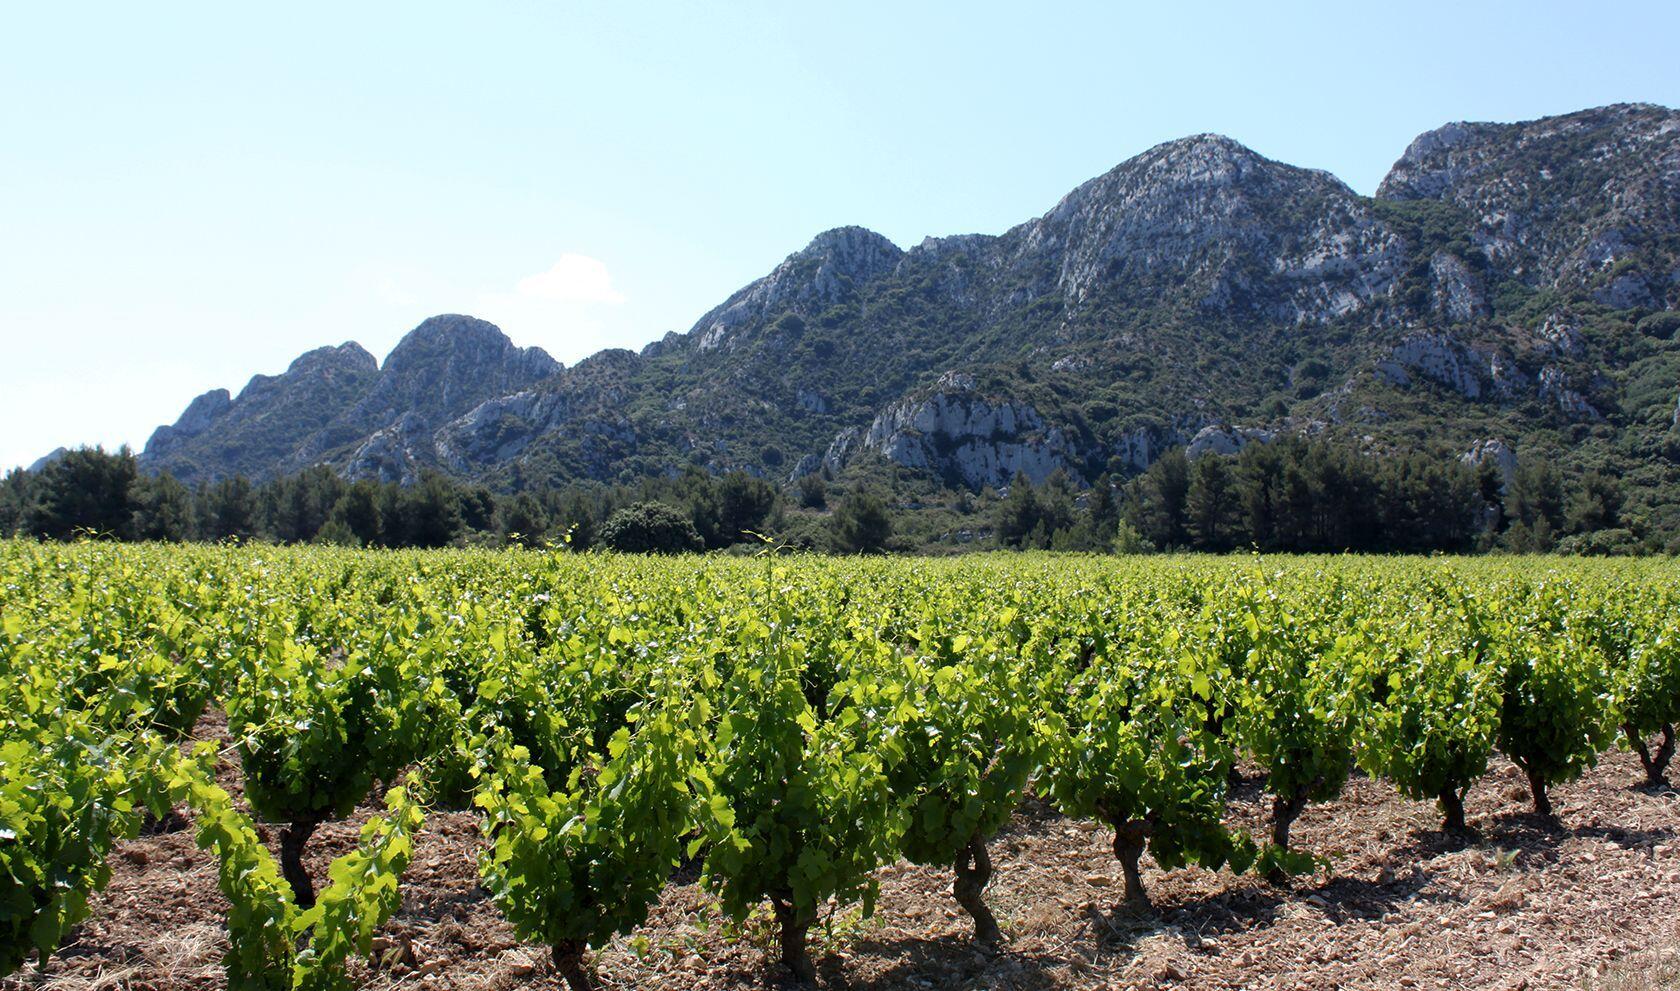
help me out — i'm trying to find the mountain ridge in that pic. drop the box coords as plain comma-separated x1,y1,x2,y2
133,104,1680,527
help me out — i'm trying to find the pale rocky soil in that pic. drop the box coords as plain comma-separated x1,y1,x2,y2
6,711,1677,991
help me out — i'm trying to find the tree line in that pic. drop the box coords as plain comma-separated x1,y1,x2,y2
0,447,898,553
992,436,1646,555
0,437,1650,555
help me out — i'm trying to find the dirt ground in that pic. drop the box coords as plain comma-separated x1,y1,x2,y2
6,710,1677,991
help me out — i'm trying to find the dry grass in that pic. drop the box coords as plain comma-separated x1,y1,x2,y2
1591,947,1680,991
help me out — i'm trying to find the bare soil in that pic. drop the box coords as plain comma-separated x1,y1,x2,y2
7,710,1677,991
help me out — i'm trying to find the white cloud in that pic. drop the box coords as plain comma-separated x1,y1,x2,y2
513,253,626,305
464,253,634,361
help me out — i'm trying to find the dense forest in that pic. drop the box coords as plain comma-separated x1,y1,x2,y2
1,439,1660,556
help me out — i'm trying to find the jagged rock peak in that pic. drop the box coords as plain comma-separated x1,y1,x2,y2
287,341,378,375
384,314,557,374
684,228,904,352
1047,132,1354,221
400,312,506,342
909,231,996,258
794,226,904,274
114,104,1680,494
174,388,233,430
572,347,642,372
28,448,70,473
1378,103,1680,200
141,388,235,462
1019,129,1395,321
1139,132,1273,167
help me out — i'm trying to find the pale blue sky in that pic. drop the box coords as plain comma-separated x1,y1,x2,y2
4,1,1677,471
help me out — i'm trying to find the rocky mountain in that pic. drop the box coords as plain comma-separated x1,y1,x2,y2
144,317,556,484
139,104,1680,506
144,342,380,482
1378,103,1680,307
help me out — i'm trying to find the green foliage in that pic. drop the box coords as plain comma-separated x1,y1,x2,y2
228,638,395,826
497,491,549,547
1635,311,1680,340
1230,575,1361,871
0,719,145,974
0,471,32,538
994,471,1076,549
1186,455,1240,550
200,476,261,541
3,540,1677,985
1354,585,1502,831
1565,470,1624,534
796,472,826,509
145,744,424,990
22,447,139,540
326,483,383,546
715,471,778,546
1495,585,1621,816
888,658,1038,861
1130,449,1190,549
395,472,466,548
474,670,698,987
1123,438,1488,553
599,501,705,554
1040,618,1255,905
698,581,898,978
292,782,425,990
830,490,892,553
873,602,1042,943
1589,586,1680,785
131,471,194,541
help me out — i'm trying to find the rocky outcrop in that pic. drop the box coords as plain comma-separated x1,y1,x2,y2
1375,331,1532,401
1537,366,1600,420
786,453,822,482
429,347,643,480
27,448,69,473
291,315,557,474
795,389,829,414
1429,251,1489,322
1113,428,1159,474
434,390,550,472
341,413,427,485
897,234,1000,309
1373,328,1614,420
1185,424,1275,459
1461,438,1518,492
822,427,862,477
1535,312,1584,357
826,374,1081,489
140,319,558,483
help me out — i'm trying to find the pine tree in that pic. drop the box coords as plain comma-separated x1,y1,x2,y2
499,492,550,548
1185,455,1238,551
994,473,1043,548
198,476,260,540
832,490,892,554
25,446,139,540
131,472,193,541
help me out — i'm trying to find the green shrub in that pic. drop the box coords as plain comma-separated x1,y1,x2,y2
599,502,704,554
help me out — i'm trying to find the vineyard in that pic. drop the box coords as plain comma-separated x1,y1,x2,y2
1,541,1677,990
